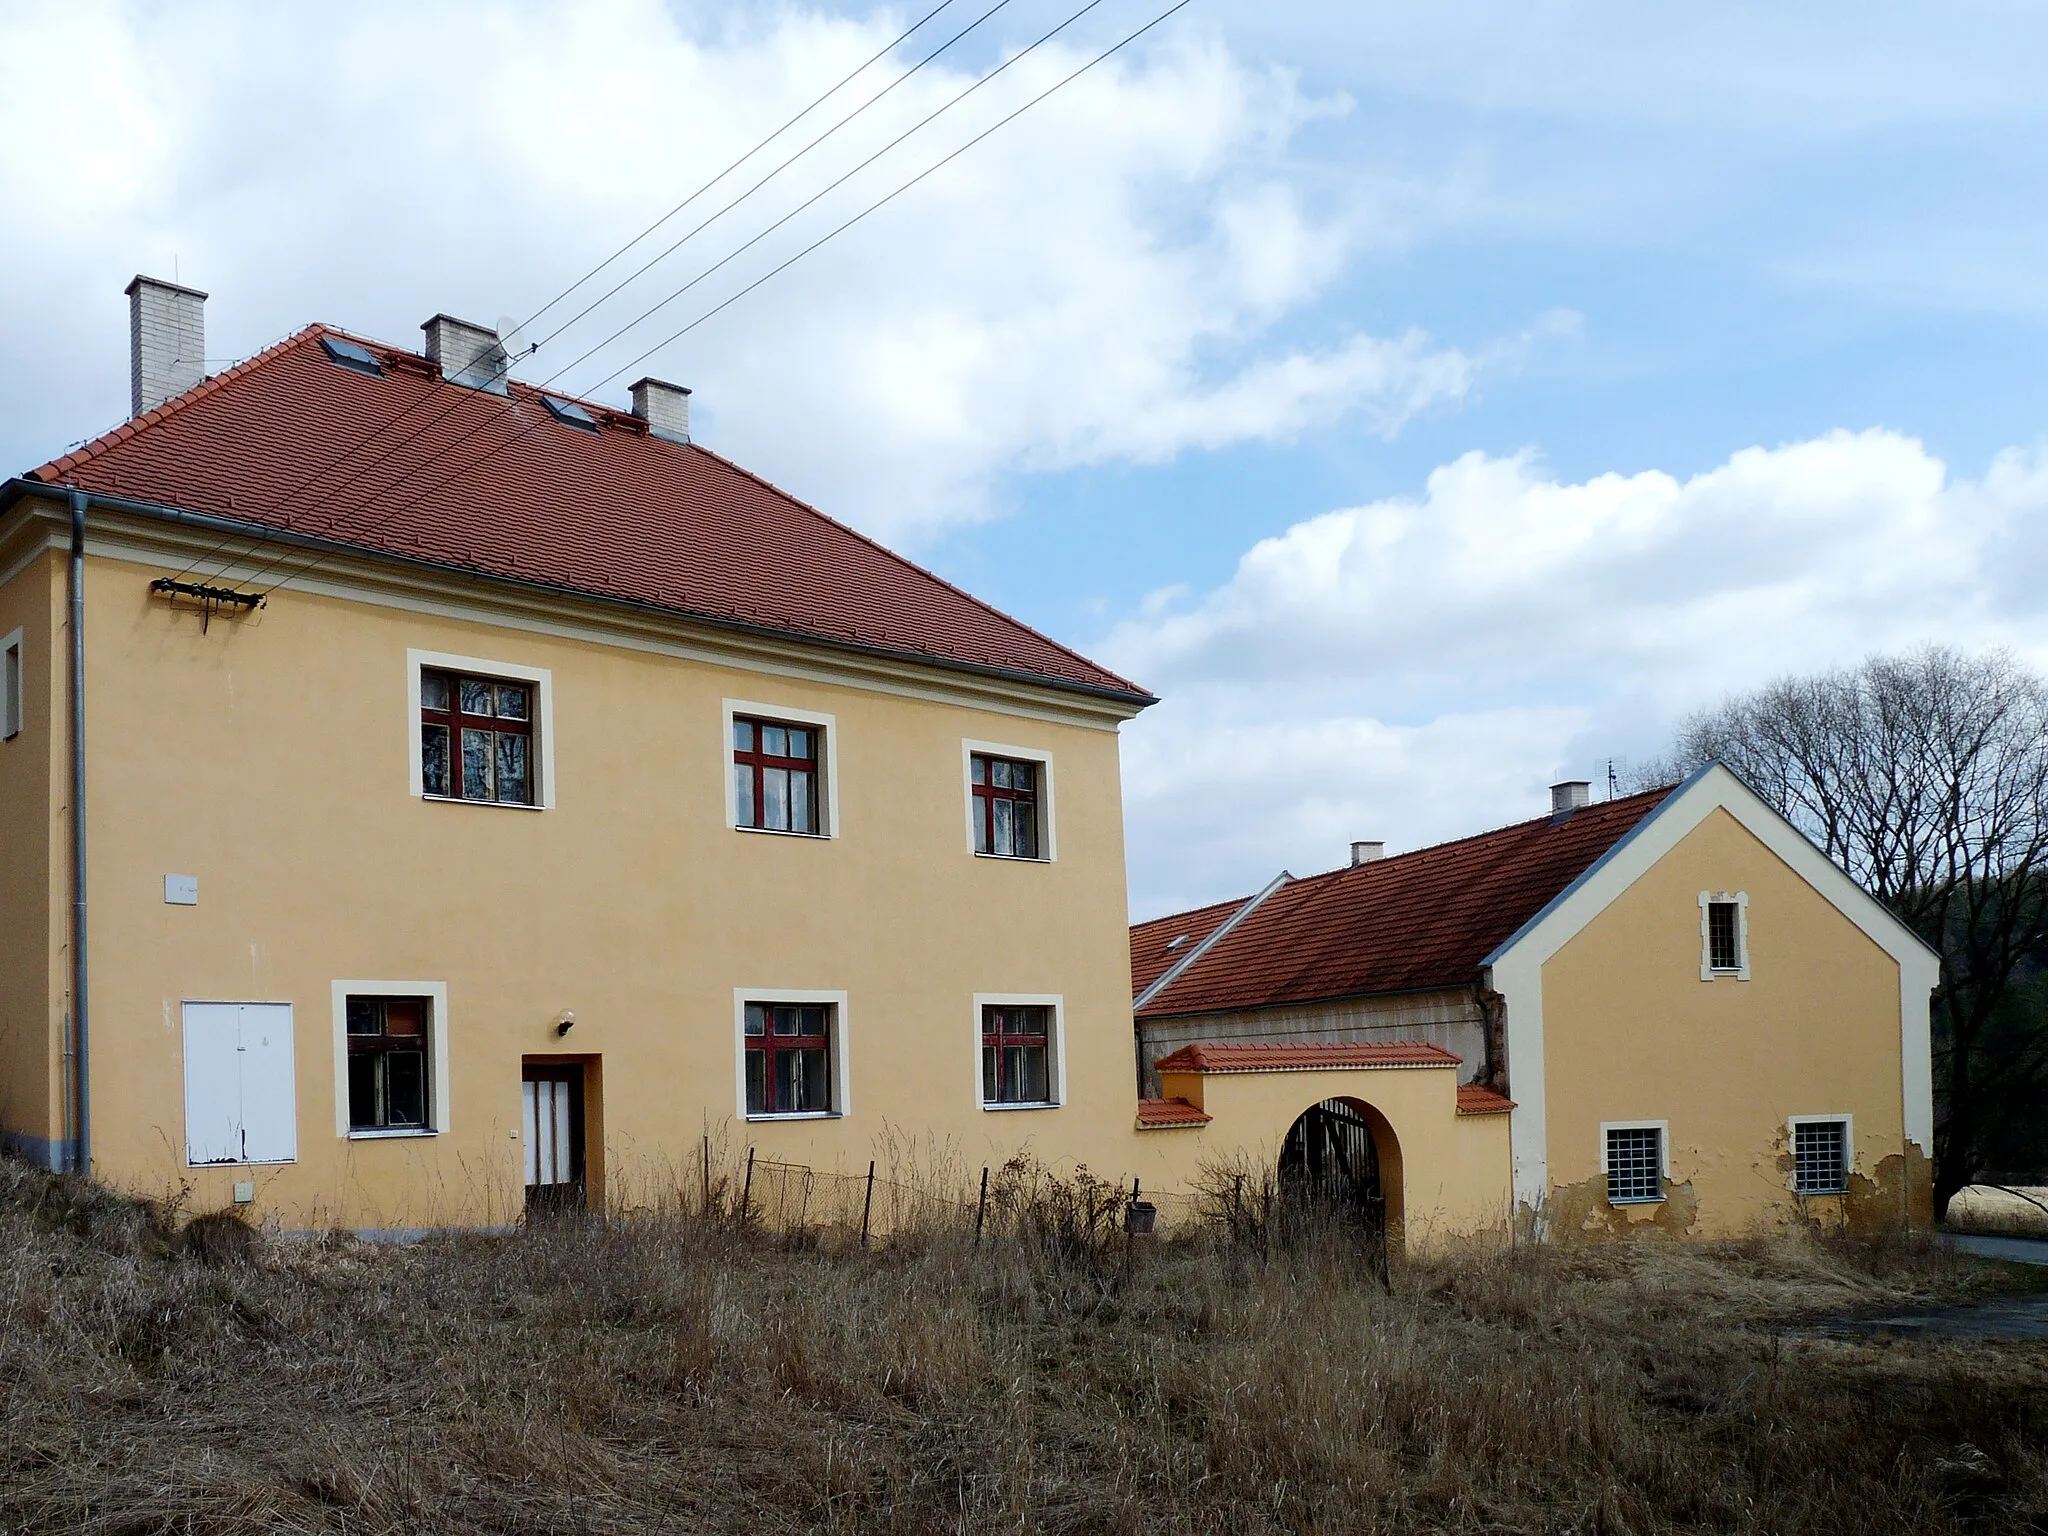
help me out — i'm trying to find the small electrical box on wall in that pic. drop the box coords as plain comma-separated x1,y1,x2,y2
164,874,198,906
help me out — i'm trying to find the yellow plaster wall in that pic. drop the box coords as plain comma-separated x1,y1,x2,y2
1144,1064,1512,1251
0,544,63,1158
1539,806,1914,1238
75,543,1151,1227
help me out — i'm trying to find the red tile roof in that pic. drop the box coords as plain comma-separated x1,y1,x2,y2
1129,895,1245,998
1456,1085,1516,1115
1153,1041,1460,1073
1135,787,1674,1018
1135,1096,1212,1128
23,326,1149,704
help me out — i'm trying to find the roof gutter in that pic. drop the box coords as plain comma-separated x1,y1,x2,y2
66,487,90,1176
0,478,1157,712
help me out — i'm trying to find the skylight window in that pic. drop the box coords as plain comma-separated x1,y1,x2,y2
542,395,600,431
319,335,385,376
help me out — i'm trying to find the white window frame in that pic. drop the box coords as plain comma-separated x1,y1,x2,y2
972,992,1067,1111
1,627,21,741
962,738,1057,862
1788,1113,1854,1196
332,979,453,1139
1698,890,1750,980
733,987,851,1122
1600,1118,1670,1205
406,649,556,810
721,698,840,838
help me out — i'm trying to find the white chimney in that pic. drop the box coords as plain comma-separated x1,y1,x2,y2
422,313,509,394
126,275,207,417
1551,780,1592,817
1350,840,1385,866
629,376,692,443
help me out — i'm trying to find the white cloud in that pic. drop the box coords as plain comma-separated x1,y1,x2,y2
0,0,1485,537
1108,429,2048,918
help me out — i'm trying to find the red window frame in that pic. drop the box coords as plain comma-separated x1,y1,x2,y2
421,669,534,804
732,716,822,834
981,1003,1053,1105
345,995,432,1131
970,753,1041,858
743,1002,834,1115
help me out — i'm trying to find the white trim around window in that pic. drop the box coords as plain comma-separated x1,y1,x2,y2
721,698,841,838
972,992,1067,1111
961,738,1057,862
1788,1112,1854,1195
1600,1118,1671,1205
1698,890,1750,980
1,627,22,741
331,980,452,1139
406,649,556,810
732,987,852,1121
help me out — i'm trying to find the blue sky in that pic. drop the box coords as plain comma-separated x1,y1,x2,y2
4,1,2045,917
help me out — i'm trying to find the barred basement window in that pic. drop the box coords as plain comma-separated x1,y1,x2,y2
1605,1125,1664,1204
1792,1119,1849,1195
744,1002,834,1116
982,1004,1053,1105
346,996,432,1132
733,718,822,834
421,670,534,804
971,753,1040,858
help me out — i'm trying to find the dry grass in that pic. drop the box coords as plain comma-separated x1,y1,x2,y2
2,1154,2045,1535
1949,1185,2048,1239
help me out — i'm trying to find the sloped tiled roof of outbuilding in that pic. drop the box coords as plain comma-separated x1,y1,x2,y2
1135,786,1676,1019
1128,894,1247,998
24,325,1150,703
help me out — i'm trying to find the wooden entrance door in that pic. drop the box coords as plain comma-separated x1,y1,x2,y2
522,1062,585,1216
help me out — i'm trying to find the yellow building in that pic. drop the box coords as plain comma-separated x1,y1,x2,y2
1131,774,1940,1239
0,277,1937,1248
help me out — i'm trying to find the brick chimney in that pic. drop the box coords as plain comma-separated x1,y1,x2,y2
126,275,207,417
1551,780,1591,819
422,314,509,394
629,377,692,443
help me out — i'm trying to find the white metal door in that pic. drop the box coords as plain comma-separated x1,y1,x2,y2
182,1002,297,1165
523,1077,575,1189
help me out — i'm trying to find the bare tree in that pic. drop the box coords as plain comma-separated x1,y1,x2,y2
1653,647,2048,1214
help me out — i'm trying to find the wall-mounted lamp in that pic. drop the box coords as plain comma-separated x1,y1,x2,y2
555,1010,576,1038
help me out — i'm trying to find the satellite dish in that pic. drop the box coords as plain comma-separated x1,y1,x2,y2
493,314,532,381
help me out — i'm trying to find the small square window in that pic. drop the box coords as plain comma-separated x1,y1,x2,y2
982,1004,1055,1106
542,395,600,431
345,995,433,1132
743,1002,834,1116
422,668,535,805
971,752,1042,859
1605,1126,1664,1204
2,631,20,741
1792,1119,1849,1195
733,715,822,835
320,335,385,376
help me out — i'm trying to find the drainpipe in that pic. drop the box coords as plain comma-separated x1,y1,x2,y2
67,487,89,1176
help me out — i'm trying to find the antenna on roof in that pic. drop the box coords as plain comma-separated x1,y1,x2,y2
1606,758,1621,800
493,315,536,382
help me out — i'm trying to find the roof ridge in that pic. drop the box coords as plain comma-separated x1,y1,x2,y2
681,438,1152,699
35,325,323,483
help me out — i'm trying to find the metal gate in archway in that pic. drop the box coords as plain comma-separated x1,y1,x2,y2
1278,1098,1389,1278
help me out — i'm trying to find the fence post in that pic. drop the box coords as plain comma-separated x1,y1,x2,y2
740,1147,755,1229
861,1159,876,1250
975,1165,989,1246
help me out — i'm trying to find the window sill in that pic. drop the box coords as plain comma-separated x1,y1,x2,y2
972,851,1052,864
982,1100,1061,1112
734,824,832,841
422,793,545,813
1703,969,1746,979
1607,1195,1665,1207
188,1158,296,1168
1794,1186,1848,1198
744,1111,842,1122
348,1128,439,1140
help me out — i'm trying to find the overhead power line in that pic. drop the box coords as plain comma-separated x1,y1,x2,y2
163,0,977,587
246,0,1197,605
